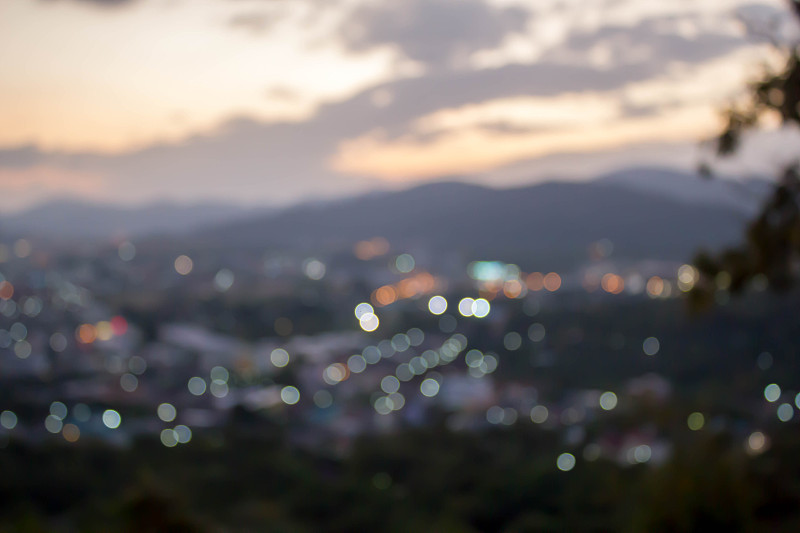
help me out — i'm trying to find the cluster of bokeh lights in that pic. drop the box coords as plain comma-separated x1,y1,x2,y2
0,235,794,475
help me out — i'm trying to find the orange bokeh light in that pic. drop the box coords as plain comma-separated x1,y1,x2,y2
601,273,624,294
62,423,80,443
76,324,97,344
647,276,664,297
416,272,436,292
503,279,524,298
373,285,397,306
371,272,437,306
526,272,544,291
0,281,13,300
543,272,561,292
354,237,390,260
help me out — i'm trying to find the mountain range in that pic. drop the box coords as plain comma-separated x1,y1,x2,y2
198,172,751,268
0,201,258,241
0,167,764,268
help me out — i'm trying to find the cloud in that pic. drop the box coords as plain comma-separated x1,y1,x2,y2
547,18,747,67
0,47,726,205
323,61,659,140
265,85,302,101
328,102,719,180
228,12,282,35
1,0,773,209
0,57,682,208
0,146,54,169
340,0,529,69
39,0,139,7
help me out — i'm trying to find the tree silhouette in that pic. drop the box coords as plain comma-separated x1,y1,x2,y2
691,1,800,309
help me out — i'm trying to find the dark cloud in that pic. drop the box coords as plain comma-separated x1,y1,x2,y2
0,145,53,168
548,18,745,66
340,0,529,69
320,61,658,139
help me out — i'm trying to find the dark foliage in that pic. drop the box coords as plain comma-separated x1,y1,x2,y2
693,2,800,307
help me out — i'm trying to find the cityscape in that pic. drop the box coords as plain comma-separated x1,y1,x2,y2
2,0,800,530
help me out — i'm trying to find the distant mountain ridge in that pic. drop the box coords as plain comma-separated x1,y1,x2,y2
0,199,261,241
0,168,757,268
197,170,749,269
597,167,769,214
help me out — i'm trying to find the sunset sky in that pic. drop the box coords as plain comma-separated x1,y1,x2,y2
0,0,797,211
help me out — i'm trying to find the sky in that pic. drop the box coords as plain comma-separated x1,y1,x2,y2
0,0,797,212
